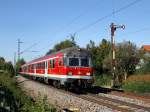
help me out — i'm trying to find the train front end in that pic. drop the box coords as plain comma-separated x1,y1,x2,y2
63,48,94,88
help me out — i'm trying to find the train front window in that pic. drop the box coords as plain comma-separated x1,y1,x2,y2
81,58,89,67
69,58,79,66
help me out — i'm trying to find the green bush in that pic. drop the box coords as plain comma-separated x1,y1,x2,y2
0,72,57,112
122,81,150,93
137,58,150,74
94,74,112,87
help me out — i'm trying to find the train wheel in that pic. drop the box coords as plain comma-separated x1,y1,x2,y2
64,83,70,91
56,81,61,89
53,80,61,88
48,79,53,85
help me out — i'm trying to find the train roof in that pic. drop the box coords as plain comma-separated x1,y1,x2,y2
48,47,90,55
22,47,90,67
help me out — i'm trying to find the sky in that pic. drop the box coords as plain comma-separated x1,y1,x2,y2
0,0,150,63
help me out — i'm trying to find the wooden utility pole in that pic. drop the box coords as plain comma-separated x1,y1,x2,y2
110,23,125,87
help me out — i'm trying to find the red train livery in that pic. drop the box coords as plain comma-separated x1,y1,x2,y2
19,47,94,88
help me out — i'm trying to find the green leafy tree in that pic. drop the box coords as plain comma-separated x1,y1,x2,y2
16,58,26,72
86,39,111,74
0,57,5,70
111,41,139,85
138,57,150,74
5,62,15,76
46,34,78,55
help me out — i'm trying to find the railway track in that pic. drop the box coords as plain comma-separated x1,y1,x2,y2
58,89,150,112
83,94,150,112
16,76,150,112
43,84,150,112
111,91,150,103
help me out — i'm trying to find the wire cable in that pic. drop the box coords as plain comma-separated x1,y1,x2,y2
75,0,142,33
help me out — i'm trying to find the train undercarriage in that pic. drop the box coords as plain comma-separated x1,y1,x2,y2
21,74,93,90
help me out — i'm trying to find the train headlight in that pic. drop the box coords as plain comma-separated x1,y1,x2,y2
86,72,90,76
68,71,72,75
78,71,81,75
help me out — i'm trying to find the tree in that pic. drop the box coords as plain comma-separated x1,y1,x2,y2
115,41,140,83
16,58,26,72
0,57,5,70
46,34,78,55
86,39,111,74
5,61,15,77
0,57,15,76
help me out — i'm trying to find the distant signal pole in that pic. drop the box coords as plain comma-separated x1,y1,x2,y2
18,39,23,61
110,23,125,87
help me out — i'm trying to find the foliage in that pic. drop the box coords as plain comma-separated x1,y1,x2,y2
137,58,150,74
0,56,15,76
86,40,141,87
0,56,56,112
0,57,5,70
94,74,112,87
86,39,111,74
123,74,150,83
122,82,150,93
16,58,26,72
116,41,140,74
46,34,78,55
5,61,15,76
0,72,57,112
122,74,150,93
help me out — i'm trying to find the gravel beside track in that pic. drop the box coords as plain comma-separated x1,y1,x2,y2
111,91,150,103
98,93,150,108
16,76,117,112
16,76,150,112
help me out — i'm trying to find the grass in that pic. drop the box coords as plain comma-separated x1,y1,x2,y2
0,72,57,112
122,74,150,93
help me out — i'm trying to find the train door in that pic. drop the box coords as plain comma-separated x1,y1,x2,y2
49,59,56,75
45,61,48,76
58,58,64,75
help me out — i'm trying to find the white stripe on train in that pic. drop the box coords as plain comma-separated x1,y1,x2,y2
19,72,92,79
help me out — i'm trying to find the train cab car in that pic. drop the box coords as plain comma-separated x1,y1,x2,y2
19,47,94,89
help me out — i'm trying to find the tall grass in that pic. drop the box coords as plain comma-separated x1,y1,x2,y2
122,74,150,93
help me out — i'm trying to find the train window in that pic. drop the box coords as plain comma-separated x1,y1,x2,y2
37,63,40,69
58,58,63,66
43,62,45,69
50,59,55,68
81,58,89,67
31,64,34,69
69,58,79,66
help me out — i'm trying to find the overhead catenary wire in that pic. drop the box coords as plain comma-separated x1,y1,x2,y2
119,27,150,39
34,1,105,51
20,43,38,55
38,0,142,57
23,0,142,60
75,0,142,33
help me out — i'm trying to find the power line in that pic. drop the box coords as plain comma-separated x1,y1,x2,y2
20,43,37,55
119,27,150,38
75,0,142,33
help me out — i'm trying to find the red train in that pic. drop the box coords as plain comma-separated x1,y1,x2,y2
19,47,94,89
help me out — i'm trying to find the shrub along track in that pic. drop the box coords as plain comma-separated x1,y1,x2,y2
16,76,150,112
